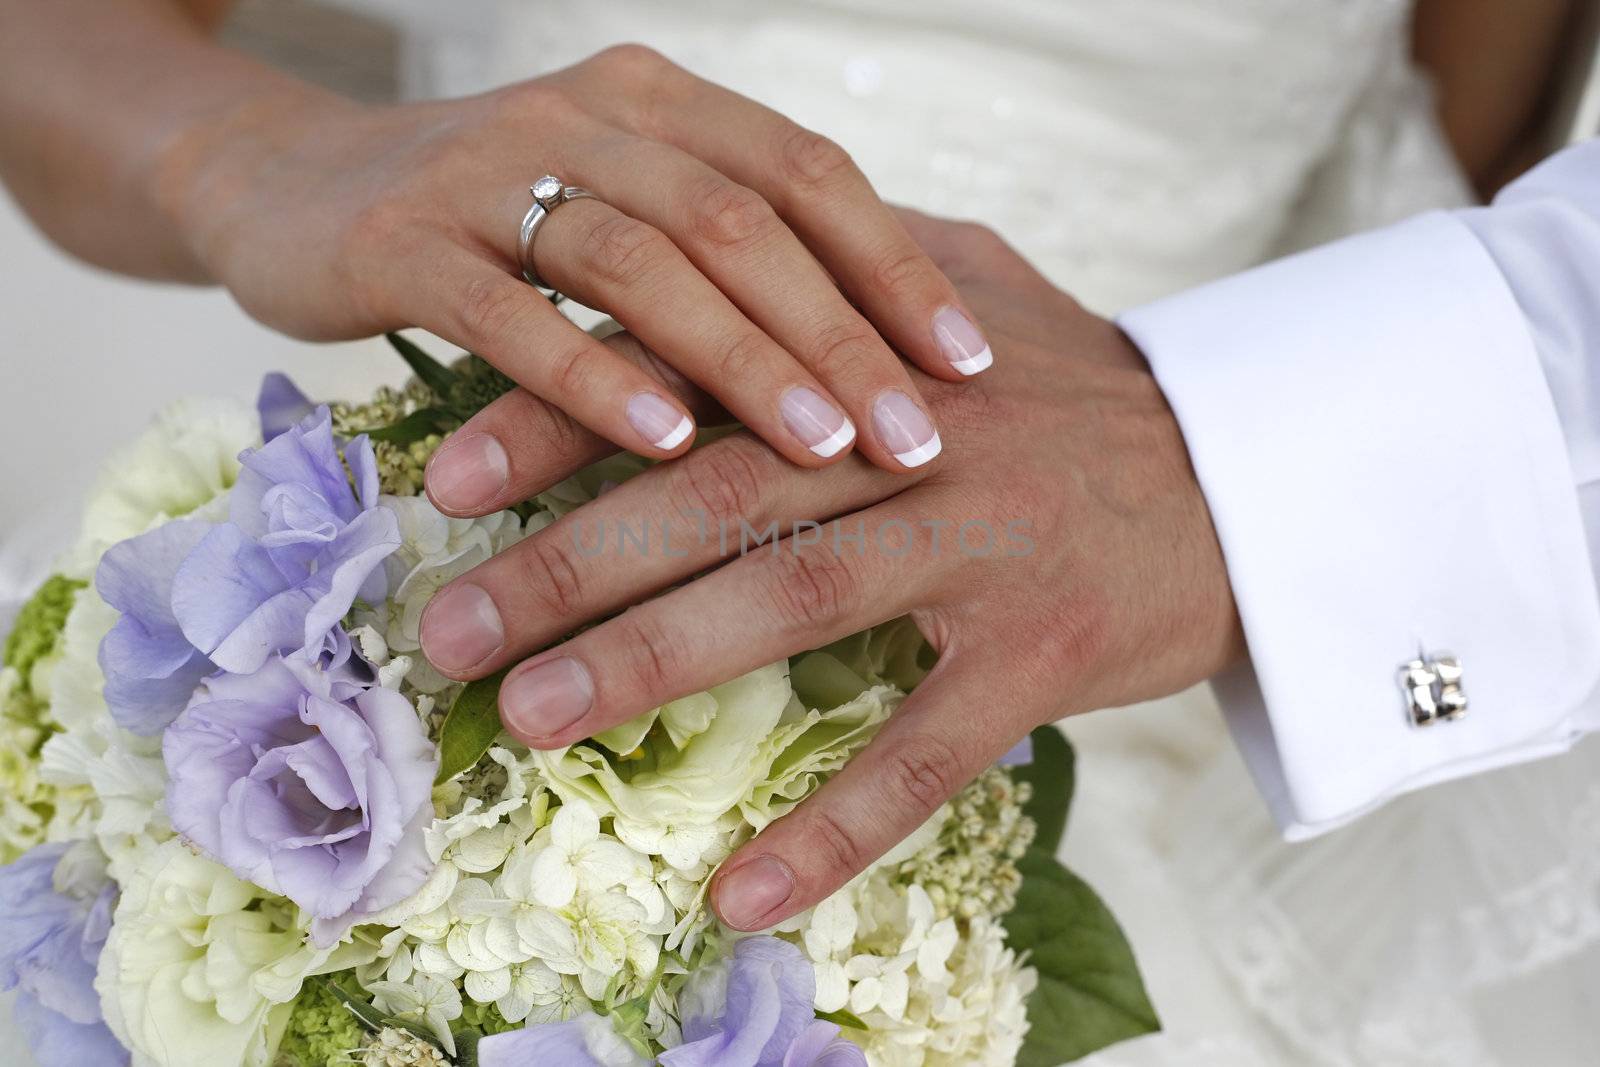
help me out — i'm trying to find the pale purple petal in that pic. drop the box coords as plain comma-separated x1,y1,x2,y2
345,433,380,510
163,656,437,948
95,520,216,733
157,406,397,674
478,1013,645,1067
783,1023,865,1067
96,521,209,625
663,937,818,1067
257,372,315,443
0,846,127,1066
998,736,1034,767
231,406,357,533
171,524,295,672
294,505,399,652
12,991,129,1067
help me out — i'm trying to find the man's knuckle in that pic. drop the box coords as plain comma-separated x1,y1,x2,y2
531,403,585,459
885,736,963,812
766,547,860,629
674,439,772,529
778,127,856,190
806,808,872,883
580,215,670,288
688,178,776,250
1038,591,1114,676
617,608,683,695
517,535,589,617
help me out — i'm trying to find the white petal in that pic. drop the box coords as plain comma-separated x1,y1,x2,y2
465,967,511,1004
517,909,580,972
530,850,579,909
497,987,534,1024
551,799,600,852
849,975,883,1014
814,961,850,1013
878,970,909,1021
576,839,643,891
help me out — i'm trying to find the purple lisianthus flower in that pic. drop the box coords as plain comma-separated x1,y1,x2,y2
96,519,217,734
478,1011,648,1067
162,655,438,946
0,843,129,1067
171,405,400,675
660,936,867,1067
257,372,315,442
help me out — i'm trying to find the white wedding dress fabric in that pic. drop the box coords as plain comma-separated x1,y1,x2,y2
468,3,1596,1064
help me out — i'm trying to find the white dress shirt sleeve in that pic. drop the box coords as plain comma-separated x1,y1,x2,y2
1118,139,1600,839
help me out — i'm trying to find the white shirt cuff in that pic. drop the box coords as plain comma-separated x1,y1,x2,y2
1119,211,1600,838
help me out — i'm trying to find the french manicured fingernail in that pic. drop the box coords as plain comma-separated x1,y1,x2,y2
872,390,942,468
420,583,504,672
716,855,796,929
780,386,856,458
933,305,992,375
500,656,595,741
626,392,694,451
426,434,509,512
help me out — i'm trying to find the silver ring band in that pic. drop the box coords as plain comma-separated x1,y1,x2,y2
518,175,595,290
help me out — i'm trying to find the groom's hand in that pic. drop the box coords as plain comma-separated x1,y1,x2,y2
419,209,1245,929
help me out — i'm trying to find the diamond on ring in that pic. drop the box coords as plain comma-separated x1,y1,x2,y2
531,174,564,205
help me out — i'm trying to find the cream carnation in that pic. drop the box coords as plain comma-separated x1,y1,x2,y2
66,396,258,576
95,840,376,1067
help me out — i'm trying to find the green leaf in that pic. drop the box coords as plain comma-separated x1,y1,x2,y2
435,670,508,784
452,1029,482,1067
311,975,391,1034
357,406,455,446
815,1007,869,1031
311,975,442,1050
385,332,458,396
1010,724,1075,855
1004,848,1159,1065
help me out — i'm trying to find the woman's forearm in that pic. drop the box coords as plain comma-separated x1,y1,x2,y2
0,0,336,281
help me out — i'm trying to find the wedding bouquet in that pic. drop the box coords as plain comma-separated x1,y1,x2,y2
0,336,1155,1067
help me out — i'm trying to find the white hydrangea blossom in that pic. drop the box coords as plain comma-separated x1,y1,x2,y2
425,746,549,875
367,975,464,1055
360,497,530,694
360,1027,451,1067
797,872,1035,1066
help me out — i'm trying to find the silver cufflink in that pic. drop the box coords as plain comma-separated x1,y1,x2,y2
1398,651,1467,727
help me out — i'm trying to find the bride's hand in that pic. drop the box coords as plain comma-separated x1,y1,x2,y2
417,208,1247,929
171,45,985,474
